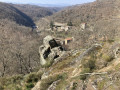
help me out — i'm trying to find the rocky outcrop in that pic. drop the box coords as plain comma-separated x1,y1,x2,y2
109,43,120,58
32,81,41,90
39,35,64,65
73,44,102,65
47,80,60,90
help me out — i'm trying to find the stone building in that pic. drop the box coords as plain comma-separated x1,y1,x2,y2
53,22,71,31
80,23,86,30
63,37,74,45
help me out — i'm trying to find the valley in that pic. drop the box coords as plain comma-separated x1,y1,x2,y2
0,0,120,90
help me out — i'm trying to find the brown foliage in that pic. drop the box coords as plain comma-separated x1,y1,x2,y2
0,19,42,76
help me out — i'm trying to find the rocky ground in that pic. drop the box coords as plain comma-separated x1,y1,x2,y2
0,35,120,90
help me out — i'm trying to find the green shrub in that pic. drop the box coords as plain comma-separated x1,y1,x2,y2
83,60,96,70
102,54,114,62
36,72,44,79
11,75,23,83
67,21,73,26
50,21,54,30
42,59,54,68
34,77,38,82
80,59,96,81
0,75,23,90
40,76,58,90
72,82,78,90
26,73,36,83
107,39,115,43
25,72,43,83
0,72,43,90
98,80,105,90
26,83,34,89
40,73,67,90
55,80,68,90
0,85,4,90
5,84,22,90
80,68,90,81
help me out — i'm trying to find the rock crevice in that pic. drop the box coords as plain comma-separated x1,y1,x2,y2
39,35,64,65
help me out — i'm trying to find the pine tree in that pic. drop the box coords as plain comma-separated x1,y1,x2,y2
67,21,73,26
50,21,54,30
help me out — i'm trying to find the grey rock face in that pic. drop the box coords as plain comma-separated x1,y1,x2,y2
39,35,64,65
47,80,60,90
109,43,120,58
75,44,102,62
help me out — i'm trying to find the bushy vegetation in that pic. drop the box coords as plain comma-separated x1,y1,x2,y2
72,82,78,90
0,71,43,90
80,68,90,81
102,54,114,63
26,83,34,90
50,21,54,30
55,79,68,90
0,75,23,90
25,72,43,89
83,60,96,71
67,21,73,26
40,73,67,90
25,72,43,83
42,59,54,68
80,58,96,81
97,80,106,90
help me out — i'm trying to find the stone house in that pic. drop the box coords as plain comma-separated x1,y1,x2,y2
80,23,86,30
61,26,71,31
63,37,74,45
53,22,71,31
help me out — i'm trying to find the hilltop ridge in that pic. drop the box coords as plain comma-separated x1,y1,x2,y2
0,2,35,26
12,4,61,22
47,0,120,25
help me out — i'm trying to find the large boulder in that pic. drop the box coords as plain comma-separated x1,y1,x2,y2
39,35,64,65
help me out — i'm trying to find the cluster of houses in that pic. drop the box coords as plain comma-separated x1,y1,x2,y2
32,22,87,33
52,22,72,32
51,22,87,32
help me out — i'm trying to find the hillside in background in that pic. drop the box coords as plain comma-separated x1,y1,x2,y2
1,0,120,90
35,0,120,48
0,2,35,27
0,2,61,27
12,4,62,22
0,2,57,76
49,0,120,25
